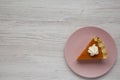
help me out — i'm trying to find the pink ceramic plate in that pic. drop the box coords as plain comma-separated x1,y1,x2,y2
64,26,117,78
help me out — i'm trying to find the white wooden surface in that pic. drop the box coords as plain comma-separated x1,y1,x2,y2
0,0,120,80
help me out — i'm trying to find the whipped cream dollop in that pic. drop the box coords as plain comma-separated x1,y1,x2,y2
88,44,99,56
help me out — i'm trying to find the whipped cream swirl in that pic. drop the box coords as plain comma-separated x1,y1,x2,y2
88,44,99,56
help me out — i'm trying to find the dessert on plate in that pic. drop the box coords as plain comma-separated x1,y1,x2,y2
77,36,107,61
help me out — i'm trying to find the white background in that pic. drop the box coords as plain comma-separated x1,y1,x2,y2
0,0,120,80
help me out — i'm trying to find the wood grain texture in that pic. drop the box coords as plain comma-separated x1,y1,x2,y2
0,0,120,80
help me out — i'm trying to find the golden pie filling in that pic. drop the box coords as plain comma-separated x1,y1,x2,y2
77,36,108,61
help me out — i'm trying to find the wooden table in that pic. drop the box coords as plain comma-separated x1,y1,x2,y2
0,0,120,80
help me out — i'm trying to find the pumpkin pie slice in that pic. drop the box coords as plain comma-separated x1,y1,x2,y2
77,36,107,61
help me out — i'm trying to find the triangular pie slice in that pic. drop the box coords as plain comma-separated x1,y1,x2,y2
77,36,107,61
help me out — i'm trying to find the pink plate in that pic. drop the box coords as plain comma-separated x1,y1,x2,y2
64,26,117,78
